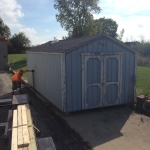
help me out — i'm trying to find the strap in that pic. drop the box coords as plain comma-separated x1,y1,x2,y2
1,124,40,138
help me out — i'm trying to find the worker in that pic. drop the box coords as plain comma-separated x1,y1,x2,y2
12,70,33,95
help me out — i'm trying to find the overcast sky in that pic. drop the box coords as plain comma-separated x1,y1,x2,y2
0,0,149,45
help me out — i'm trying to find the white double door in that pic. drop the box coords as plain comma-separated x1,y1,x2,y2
82,53,122,109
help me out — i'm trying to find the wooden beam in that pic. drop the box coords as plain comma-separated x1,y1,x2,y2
17,105,23,148
0,122,7,127
0,98,11,103
21,105,30,147
25,104,38,150
18,148,24,150
11,110,18,150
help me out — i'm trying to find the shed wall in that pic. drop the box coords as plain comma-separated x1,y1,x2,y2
27,53,63,110
65,37,135,112
0,41,8,69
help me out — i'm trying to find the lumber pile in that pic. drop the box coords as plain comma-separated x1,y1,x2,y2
11,104,38,150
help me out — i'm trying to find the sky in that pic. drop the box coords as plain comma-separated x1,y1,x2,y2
0,0,150,45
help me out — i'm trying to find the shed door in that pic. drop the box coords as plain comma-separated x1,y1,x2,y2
103,55,121,106
83,55,103,109
82,53,122,109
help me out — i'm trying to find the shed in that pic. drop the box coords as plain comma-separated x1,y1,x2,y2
27,34,137,113
0,40,8,69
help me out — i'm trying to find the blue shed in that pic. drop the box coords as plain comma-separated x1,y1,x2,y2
27,34,137,112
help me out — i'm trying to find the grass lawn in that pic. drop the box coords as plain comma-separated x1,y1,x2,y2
8,54,150,96
136,66,150,95
8,54,28,79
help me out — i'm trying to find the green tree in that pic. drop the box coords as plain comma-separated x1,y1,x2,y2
94,17,118,38
10,32,31,53
138,41,150,56
118,28,125,41
54,0,100,38
0,17,11,39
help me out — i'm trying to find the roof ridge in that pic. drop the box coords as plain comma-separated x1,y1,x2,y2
29,34,137,54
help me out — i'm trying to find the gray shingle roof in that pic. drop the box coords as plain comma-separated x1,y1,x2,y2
29,35,101,53
29,34,137,53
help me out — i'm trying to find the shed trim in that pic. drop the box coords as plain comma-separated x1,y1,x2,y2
61,53,66,112
27,51,63,55
120,54,123,103
82,52,123,109
81,52,123,56
29,34,137,54
64,34,137,54
81,54,85,109
134,53,137,102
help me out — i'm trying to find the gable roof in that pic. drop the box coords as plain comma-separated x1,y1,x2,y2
28,34,137,54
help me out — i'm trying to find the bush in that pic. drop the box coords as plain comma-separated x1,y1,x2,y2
137,55,150,67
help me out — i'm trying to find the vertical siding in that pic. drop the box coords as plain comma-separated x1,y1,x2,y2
66,37,136,112
27,52,63,111
0,42,8,69
66,52,72,112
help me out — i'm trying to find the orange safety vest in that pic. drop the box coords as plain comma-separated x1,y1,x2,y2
12,70,26,82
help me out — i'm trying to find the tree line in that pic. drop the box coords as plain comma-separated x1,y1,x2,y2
0,0,124,54
0,17,31,53
1,0,149,57
54,0,124,40
54,0,150,60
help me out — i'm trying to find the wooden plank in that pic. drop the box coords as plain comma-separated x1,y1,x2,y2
4,122,8,133
7,109,12,122
11,110,18,150
17,105,24,148
25,104,38,150
22,105,28,124
0,122,7,127
18,148,24,150
21,105,30,147
0,98,12,103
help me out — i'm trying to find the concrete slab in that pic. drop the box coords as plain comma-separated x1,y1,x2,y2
0,70,12,99
12,94,28,105
62,107,150,150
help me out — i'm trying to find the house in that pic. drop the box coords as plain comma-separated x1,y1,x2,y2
27,34,137,112
0,40,8,70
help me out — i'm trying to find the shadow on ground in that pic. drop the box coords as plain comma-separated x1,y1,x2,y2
10,58,26,70
21,87,91,150
62,105,133,149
